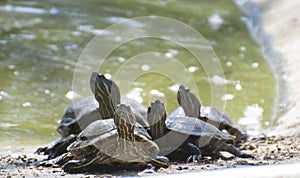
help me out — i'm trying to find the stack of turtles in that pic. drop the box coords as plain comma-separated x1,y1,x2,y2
35,72,252,173
146,85,251,162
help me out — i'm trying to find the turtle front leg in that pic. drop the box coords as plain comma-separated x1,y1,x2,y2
148,156,169,169
183,142,202,163
63,152,104,173
221,143,254,158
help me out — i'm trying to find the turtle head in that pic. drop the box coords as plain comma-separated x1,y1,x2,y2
114,104,136,141
147,100,167,140
177,85,201,118
147,100,167,125
90,72,121,119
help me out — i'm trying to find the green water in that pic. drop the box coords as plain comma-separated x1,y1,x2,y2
0,0,275,151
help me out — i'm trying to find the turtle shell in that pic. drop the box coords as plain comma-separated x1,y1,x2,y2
200,106,247,142
67,119,157,163
165,115,235,140
67,119,116,160
57,96,148,138
148,100,253,160
177,85,247,143
167,108,251,158
57,96,100,138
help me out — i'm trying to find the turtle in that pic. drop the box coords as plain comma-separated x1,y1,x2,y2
147,100,202,163
147,100,253,161
177,85,247,144
63,104,168,173
57,72,148,138
36,72,148,160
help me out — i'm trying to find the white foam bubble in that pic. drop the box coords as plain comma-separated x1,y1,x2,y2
239,46,247,52
141,64,150,71
168,84,180,92
48,44,59,51
0,123,18,128
65,91,81,100
44,90,50,95
210,75,228,85
8,65,16,70
208,14,224,30
117,57,126,63
104,73,112,79
235,83,242,91
168,49,179,55
126,88,143,103
114,36,122,42
0,5,46,14
238,104,264,129
0,91,9,97
72,31,81,36
13,71,19,76
22,102,32,107
165,52,173,58
251,62,259,68
188,66,198,73
221,94,234,101
150,89,165,97
226,61,232,67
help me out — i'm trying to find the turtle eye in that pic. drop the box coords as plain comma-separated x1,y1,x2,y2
147,107,151,114
80,136,88,141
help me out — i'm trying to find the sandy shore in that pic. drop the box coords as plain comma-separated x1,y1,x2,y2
251,0,300,135
1,135,300,177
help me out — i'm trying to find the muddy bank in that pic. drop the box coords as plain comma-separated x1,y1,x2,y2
1,135,300,177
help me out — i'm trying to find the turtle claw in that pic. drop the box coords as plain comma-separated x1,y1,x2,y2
186,154,202,163
37,152,73,168
149,156,169,168
63,160,83,173
239,151,254,159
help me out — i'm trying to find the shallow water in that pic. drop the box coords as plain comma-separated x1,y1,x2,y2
0,0,275,150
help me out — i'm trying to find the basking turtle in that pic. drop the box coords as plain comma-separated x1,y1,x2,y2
57,72,148,138
177,85,247,143
63,104,168,173
147,100,202,162
36,73,148,160
147,100,252,161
